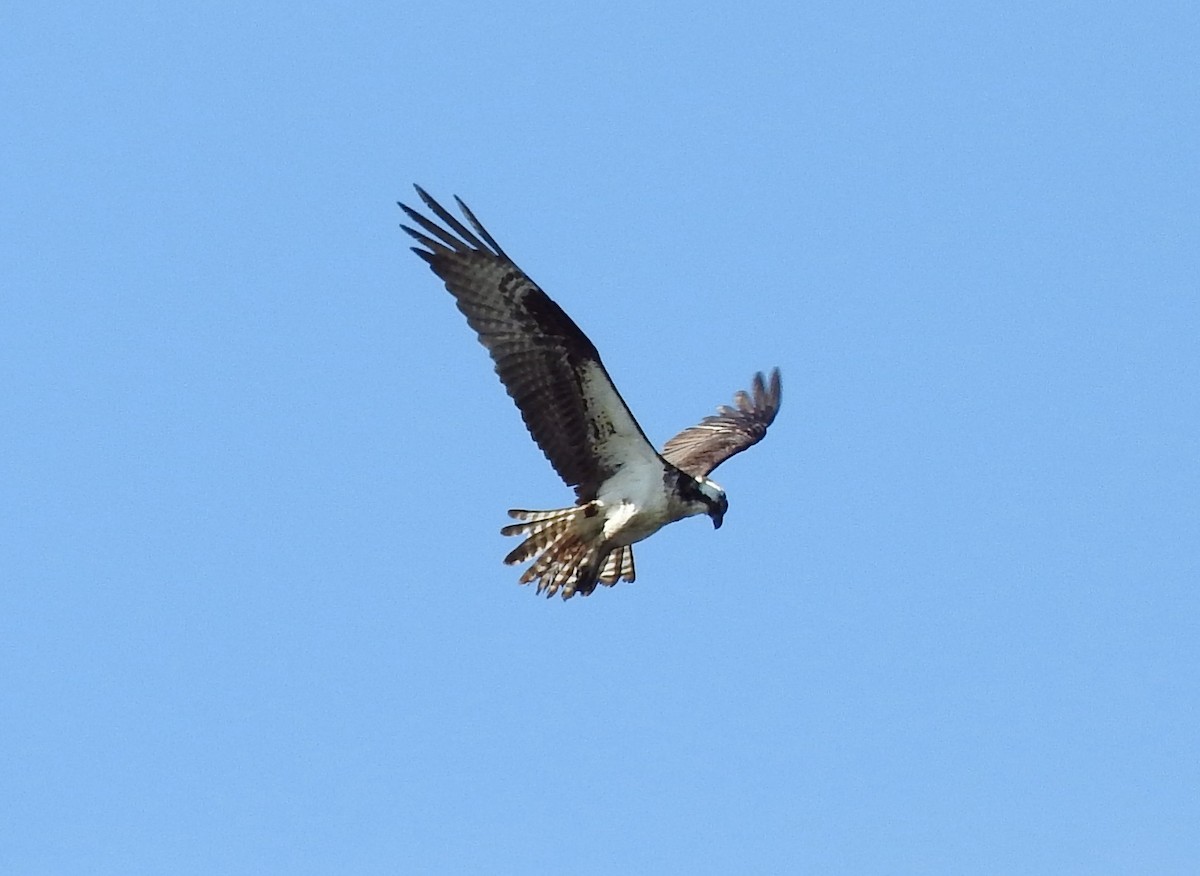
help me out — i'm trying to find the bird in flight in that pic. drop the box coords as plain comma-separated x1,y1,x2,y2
400,186,782,599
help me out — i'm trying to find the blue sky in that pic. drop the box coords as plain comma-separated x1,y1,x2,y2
3,2,1198,873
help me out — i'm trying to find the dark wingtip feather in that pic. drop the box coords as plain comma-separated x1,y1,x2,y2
398,202,425,224
766,367,782,406
750,368,782,411
406,185,492,253
454,195,509,259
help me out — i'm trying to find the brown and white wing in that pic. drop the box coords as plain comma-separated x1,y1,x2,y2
400,185,662,500
661,369,782,478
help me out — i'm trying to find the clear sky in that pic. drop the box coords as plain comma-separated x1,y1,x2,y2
3,2,1198,873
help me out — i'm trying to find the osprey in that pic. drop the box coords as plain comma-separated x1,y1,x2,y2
400,186,782,599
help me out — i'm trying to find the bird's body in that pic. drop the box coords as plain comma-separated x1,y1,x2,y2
400,186,781,598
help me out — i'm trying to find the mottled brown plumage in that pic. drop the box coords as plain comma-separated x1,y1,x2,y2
400,185,651,503
662,369,782,477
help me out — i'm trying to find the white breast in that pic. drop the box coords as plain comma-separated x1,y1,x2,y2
596,460,680,546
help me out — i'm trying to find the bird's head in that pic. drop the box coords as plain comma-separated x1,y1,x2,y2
693,476,728,529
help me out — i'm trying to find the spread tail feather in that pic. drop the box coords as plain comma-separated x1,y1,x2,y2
502,505,636,599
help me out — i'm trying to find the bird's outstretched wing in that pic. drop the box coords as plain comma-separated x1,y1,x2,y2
661,369,782,478
399,185,661,500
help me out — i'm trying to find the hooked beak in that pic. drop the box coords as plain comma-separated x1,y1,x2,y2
711,510,724,530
